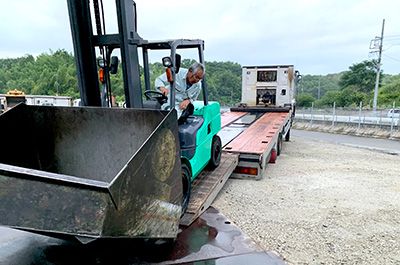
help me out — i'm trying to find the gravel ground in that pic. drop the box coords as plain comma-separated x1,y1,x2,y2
213,135,400,264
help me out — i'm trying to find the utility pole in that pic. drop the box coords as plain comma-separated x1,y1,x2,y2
318,76,321,100
372,19,385,112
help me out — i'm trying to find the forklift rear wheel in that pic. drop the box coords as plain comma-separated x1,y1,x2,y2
181,163,192,215
208,135,222,169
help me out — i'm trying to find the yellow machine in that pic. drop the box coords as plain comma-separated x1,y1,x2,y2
1,89,26,111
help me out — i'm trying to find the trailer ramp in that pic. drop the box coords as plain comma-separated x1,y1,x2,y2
180,153,238,226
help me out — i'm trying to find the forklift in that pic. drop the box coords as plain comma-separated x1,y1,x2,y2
0,0,221,242
67,0,222,212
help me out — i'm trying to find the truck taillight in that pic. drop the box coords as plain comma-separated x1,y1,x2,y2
233,166,258,176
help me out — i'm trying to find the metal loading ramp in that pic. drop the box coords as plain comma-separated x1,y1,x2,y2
180,153,239,226
0,104,182,243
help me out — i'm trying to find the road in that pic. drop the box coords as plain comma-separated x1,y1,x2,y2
292,129,400,155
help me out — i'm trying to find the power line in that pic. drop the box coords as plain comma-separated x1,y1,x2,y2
385,34,400,38
383,54,400,62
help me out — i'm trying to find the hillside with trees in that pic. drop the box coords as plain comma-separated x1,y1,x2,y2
297,60,400,108
0,50,399,107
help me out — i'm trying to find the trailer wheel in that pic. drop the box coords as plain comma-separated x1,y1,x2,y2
285,129,291,142
208,135,222,169
269,148,277,163
181,163,192,215
277,133,283,156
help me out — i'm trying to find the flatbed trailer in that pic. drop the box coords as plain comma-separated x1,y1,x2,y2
180,109,292,226
221,109,292,179
215,64,301,180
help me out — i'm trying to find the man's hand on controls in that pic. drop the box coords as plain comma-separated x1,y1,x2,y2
179,99,191,110
159,86,169,96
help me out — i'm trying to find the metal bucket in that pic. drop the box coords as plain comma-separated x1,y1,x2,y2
0,104,182,243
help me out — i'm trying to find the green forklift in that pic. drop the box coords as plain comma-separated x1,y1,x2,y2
68,0,223,213
141,43,222,212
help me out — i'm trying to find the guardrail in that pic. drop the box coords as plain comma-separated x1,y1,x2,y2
295,111,399,137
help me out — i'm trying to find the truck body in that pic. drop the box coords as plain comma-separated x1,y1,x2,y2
219,65,301,180
181,65,300,223
1,93,72,112
241,65,298,108
25,95,73,106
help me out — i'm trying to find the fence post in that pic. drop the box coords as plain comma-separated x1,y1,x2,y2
390,101,395,137
358,101,362,130
310,102,314,126
332,102,336,126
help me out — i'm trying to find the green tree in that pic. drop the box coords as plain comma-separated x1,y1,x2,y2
378,75,400,106
296,93,315,107
339,60,380,93
335,86,368,107
299,74,341,99
315,90,341,107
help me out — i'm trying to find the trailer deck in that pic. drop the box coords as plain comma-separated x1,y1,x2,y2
224,112,290,154
218,110,292,179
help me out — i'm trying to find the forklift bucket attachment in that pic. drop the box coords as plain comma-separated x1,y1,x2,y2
0,104,182,243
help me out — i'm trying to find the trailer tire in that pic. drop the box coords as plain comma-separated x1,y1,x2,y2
277,133,283,156
269,148,277,163
181,163,192,215
208,135,222,169
285,129,291,142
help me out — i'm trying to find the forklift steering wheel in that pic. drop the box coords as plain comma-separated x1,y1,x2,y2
144,90,168,105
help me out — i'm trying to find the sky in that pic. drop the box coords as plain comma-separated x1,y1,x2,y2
0,0,399,75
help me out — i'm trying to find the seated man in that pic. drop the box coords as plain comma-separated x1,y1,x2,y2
155,62,204,113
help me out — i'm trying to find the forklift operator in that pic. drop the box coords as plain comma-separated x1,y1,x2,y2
155,62,204,111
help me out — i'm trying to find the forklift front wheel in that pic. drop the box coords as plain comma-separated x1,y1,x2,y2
208,135,222,169
181,163,192,215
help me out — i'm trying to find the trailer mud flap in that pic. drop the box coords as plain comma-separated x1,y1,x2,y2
0,104,182,242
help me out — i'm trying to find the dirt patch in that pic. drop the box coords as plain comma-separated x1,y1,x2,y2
213,136,400,264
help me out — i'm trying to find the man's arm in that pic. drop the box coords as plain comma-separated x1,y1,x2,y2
187,82,202,102
179,82,202,110
155,73,170,95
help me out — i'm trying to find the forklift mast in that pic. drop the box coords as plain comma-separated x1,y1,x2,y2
67,0,209,110
67,0,144,108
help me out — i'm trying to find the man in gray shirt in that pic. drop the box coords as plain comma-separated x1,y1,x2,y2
155,62,204,112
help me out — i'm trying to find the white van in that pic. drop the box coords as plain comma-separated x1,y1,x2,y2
387,109,400,118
